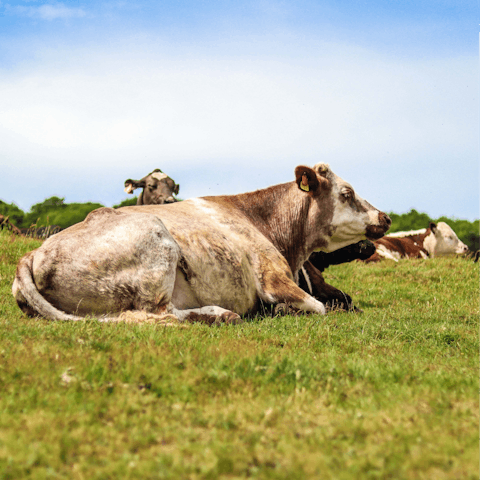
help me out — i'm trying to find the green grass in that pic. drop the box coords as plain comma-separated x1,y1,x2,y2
0,230,478,479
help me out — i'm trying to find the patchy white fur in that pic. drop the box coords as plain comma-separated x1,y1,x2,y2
293,296,326,314
150,172,168,182
388,228,427,238
300,266,313,294
376,244,400,261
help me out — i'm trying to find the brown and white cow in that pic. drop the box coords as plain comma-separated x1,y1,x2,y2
124,169,180,205
366,222,468,262
128,170,378,312
12,163,391,324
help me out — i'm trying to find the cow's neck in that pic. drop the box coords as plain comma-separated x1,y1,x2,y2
397,229,432,256
421,229,435,256
210,182,311,273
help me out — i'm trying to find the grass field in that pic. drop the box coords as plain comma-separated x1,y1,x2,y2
0,230,478,479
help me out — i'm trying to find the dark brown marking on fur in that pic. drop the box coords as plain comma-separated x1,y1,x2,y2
366,229,431,262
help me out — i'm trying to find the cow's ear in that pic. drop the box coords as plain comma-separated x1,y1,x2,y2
124,179,142,193
429,222,437,233
295,166,320,193
174,183,180,195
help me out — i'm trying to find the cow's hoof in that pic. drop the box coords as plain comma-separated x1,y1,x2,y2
273,303,301,317
215,311,243,325
274,303,288,316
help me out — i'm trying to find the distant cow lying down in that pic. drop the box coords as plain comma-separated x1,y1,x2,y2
366,222,468,262
124,169,180,205
13,163,391,324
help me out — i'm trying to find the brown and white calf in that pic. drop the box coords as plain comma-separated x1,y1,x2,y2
12,163,390,324
366,222,468,262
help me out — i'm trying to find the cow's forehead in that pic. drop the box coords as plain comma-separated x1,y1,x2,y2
311,163,351,186
436,222,456,237
150,172,168,182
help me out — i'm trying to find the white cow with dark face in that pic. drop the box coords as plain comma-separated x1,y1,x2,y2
124,169,179,205
13,163,391,324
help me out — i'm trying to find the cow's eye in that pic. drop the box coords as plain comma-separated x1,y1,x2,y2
342,190,354,200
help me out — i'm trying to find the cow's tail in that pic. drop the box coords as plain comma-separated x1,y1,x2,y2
13,253,118,322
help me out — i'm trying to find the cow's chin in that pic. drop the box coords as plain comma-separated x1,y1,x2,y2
365,225,388,240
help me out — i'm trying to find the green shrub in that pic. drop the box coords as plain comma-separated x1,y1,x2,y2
113,197,138,208
22,197,104,230
0,200,25,226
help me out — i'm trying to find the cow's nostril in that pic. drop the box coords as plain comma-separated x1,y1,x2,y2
380,212,391,227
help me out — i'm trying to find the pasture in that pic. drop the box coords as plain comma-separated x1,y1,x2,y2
0,229,478,479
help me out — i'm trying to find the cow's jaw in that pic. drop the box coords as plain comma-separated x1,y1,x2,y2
319,191,387,253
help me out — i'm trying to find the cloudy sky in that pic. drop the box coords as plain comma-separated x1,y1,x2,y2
0,1,478,220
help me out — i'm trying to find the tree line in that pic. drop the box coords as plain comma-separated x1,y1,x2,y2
0,197,478,252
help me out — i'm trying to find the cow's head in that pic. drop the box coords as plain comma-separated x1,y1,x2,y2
425,221,469,257
124,169,180,205
295,163,391,253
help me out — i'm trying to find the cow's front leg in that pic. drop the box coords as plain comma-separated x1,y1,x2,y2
300,260,358,312
171,306,243,325
260,274,326,315
288,292,326,314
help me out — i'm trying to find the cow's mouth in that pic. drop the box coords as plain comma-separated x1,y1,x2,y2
365,225,387,240
366,213,391,240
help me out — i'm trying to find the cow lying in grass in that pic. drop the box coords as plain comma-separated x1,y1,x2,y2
124,169,379,311
13,163,391,324
365,222,468,262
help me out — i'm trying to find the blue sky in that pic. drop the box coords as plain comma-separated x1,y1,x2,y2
0,1,478,221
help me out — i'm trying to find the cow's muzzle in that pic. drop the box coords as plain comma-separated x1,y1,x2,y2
366,212,391,240
150,196,178,205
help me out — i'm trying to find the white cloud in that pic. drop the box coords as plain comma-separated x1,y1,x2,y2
4,2,86,20
0,40,477,218
0,44,475,163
